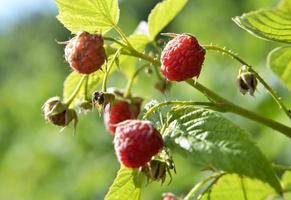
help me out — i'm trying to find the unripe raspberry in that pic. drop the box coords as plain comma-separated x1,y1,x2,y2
161,34,205,81
42,96,77,127
142,160,167,183
65,32,106,74
237,65,258,96
92,91,115,112
114,120,163,168
142,150,175,183
104,101,138,134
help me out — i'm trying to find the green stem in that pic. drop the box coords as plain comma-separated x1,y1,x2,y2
240,178,248,200
124,64,149,98
128,48,164,81
283,188,291,193
143,101,217,119
130,48,161,65
250,68,291,120
183,173,225,200
105,46,160,66
228,103,291,137
187,79,291,138
272,163,291,171
103,36,128,48
110,46,164,80
83,75,89,100
152,63,164,80
64,75,87,106
203,45,249,66
204,44,291,120
113,25,134,50
102,49,121,92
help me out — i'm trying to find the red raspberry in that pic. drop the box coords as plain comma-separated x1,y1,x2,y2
161,34,205,81
65,32,106,74
162,193,177,200
104,101,138,134
114,120,163,168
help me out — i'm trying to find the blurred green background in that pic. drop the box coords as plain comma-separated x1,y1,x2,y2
0,0,290,199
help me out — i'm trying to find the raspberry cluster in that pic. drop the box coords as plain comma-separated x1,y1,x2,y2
44,32,208,170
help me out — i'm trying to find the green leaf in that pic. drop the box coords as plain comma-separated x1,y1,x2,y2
278,0,291,13
163,107,282,193
63,71,101,108
104,167,143,200
148,0,188,40
233,8,291,44
281,171,291,199
56,0,119,33
282,171,291,190
142,100,166,129
200,174,275,200
267,46,291,90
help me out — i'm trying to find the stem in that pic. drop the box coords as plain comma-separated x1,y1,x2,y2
204,44,291,120
64,75,87,106
130,48,161,65
228,103,291,137
103,36,128,48
240,177,248,200
283,188,291,193
203,45,249,66
152,63,164,80
183,173,225,200
124,64,149,98
105,46,160,66
113,25,134,50
272,163,291,171
84,75,89,100
112,46,164,80
123,49,164,81
187,79,291,138
102,49,121,92
143,101,217,119
250,69,291,120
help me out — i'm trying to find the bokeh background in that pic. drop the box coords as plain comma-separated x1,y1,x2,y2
0,0,290,199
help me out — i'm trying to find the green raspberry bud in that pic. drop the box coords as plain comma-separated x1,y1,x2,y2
141,149,175,184
92,91,115,112
42,96,78,127
142,160,168,183
237,65,258,96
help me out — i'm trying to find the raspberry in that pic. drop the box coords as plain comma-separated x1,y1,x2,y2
65,32,106,74
104,101,138,134
162,193,177,200
114,120,163,168
161,34,205,81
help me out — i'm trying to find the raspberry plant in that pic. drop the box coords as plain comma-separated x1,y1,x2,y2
43,0,291,199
